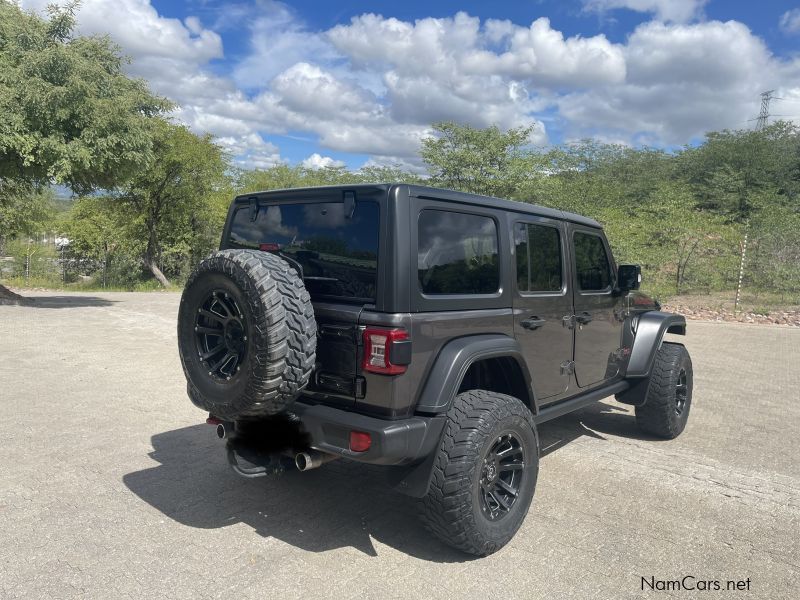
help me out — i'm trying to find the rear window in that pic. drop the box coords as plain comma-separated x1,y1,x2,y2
417,210,499,295
515,222,563,293
227,200,379,303
574,231,612,291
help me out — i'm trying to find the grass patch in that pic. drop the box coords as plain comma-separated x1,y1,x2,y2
1,275,176,293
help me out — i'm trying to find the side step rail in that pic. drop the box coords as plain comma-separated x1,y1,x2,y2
535,380,630,425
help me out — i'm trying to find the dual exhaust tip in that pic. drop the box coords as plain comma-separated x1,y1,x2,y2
217,423,336,472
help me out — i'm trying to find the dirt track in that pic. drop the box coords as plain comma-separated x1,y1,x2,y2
1,291,798,599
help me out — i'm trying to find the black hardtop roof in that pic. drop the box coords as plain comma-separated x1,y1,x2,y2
237,183,602,229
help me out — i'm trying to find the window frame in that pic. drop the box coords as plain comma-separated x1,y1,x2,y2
410,198,510,312
571,227,616,295
513,219,568,298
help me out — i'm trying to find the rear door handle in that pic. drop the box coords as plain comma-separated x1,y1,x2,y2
521,317,547,330
575,312,593,325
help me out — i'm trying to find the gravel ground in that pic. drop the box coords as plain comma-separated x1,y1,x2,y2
1,291,798,600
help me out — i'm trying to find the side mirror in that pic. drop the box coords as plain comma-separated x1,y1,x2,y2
617,264,641,291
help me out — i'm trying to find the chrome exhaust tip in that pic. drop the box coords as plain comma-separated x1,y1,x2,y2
295,450,338,471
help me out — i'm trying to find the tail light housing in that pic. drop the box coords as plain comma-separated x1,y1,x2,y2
362,327,410,375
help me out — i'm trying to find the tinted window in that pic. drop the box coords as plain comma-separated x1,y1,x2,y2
515,223,562,292
418,210,499,295
227,201,379,302
574,231,612,291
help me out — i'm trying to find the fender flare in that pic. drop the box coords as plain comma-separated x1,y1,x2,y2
414,334,537,415
625,311,686,378
617,311,686,407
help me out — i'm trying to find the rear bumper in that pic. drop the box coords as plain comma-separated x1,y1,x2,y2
292,401,446,466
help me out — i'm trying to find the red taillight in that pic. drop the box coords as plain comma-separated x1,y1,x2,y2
206,415,221,425
362,327,409,375
259,242,280,251
349,430,372,452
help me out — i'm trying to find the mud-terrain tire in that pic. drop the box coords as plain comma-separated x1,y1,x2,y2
177,249,316,420
420,390,539,556
635,342,693,439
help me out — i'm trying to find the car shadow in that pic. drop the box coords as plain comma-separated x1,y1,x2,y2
124,400,655,561
9,295,116,308
123,424,473,562
538,399,661,457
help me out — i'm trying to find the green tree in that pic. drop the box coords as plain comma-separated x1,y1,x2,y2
678,122,799,219
421,121,535,197
63,196,121,287
0,1,168,301
236,163,423,195
113,121,229,287
0,181,53,254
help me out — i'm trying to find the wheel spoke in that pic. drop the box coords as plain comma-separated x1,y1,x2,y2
210,351,234,372
498,461,525,472
219,353,240,377
200,345,225,361
496,445,523,458
490,491,511,511
495,479,518,497
196,326,223,336
199,309,225,324
211,298,232,317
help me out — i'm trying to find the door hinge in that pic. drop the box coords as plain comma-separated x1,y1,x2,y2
562,315,575,330
560,360,575,376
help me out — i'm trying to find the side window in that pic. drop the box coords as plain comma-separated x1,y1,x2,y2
418,210,499,295
515,223,563,293
574,231,612,291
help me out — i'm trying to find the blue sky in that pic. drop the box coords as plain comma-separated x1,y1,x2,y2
20,0,800,171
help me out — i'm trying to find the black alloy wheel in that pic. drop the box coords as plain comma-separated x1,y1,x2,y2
480,432,526,521
675,368,688,416
194,290,247,381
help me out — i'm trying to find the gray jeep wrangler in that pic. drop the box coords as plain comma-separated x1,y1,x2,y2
176,184,692,556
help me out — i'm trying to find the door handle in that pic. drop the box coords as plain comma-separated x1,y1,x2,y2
575,311,593,325
521,317,546,330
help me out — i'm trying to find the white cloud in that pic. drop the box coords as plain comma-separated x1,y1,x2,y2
301,153,346,169
583,0,708,23
780,9,800,35
461,17,626,87
20,0,222,66
558,20,800,143
328,13,625,88
16,1,800,169
217,134,284,170
231,1,339,89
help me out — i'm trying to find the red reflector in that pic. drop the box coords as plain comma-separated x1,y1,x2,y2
259,242,280,251
206,415,221,425
349,430,372,452
361,327,408,375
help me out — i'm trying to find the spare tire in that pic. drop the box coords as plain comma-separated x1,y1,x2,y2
177,249,317,419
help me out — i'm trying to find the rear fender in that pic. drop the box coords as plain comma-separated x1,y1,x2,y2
414,334,537,415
